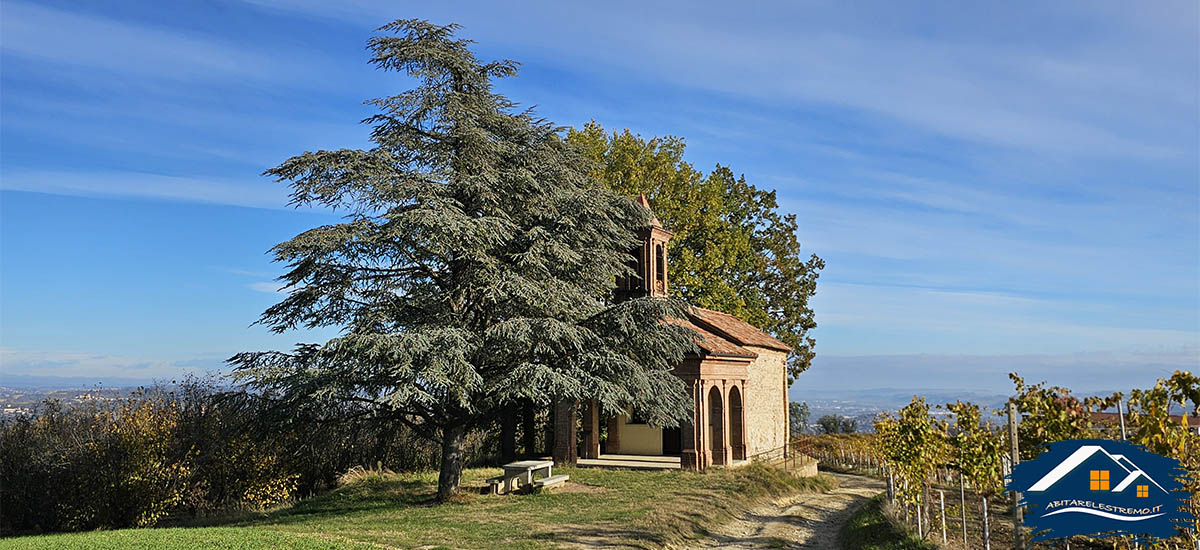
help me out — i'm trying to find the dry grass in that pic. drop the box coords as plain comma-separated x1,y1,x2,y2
337,463,397,487
4,462,836,550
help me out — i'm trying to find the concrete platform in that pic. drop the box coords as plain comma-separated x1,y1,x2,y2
576,454,682,470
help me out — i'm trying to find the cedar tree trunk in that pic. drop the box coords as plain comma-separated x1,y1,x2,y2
437,423,467,501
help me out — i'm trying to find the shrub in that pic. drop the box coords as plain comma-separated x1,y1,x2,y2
0,394,188,532
0,376,498,535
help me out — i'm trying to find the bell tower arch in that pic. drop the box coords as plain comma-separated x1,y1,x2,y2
615,194,673,301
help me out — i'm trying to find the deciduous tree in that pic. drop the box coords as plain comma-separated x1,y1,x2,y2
817,414,849,434
566,123,824,381
790,401,811,435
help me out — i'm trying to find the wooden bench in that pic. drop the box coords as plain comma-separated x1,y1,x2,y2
532,474,569,490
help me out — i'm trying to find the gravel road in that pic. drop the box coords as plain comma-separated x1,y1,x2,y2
689,473,885,550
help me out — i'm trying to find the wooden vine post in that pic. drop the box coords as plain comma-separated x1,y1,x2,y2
1115,399,1127,440
887,467,895,506
917,489,923,536
960,472,968,545
1007,401,1024,550
939,489,947,544
982,496,991,550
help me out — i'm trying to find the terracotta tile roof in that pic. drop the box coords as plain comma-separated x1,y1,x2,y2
687,307,792,352
668,317,757,359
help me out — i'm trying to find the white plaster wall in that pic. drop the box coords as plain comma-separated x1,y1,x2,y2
614,414,663,455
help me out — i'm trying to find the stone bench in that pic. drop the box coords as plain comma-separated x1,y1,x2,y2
485,475,507,495
484,460,557,494
532,474,569,489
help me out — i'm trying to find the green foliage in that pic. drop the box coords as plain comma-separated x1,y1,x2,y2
944,401,1004,496
1005,373,1118,460
230,20,699,501
817,414,840,434
790,401,811,435
0,393,187,532
872,398,948,508
857,372,1200,546
566,122,824,381
105,396,190,527
816,414,857,434
0,378,478,535
1125,371,1200,544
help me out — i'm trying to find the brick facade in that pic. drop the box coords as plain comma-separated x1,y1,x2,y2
599,196,793,470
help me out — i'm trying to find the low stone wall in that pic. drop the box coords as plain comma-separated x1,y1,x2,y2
792,455,819,477
762,453,819,477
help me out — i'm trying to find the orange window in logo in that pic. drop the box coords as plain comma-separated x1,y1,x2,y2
1136,485,1149,498
1089,470,1110,490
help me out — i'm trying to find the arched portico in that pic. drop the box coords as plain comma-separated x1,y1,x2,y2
708,385,727,465
729,385,745,461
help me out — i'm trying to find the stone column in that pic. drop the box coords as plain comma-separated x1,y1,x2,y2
606,415,622,455
782,369,790,459
700,381,705,468
581,400,600,459
552,399,578,465
681,379,701,470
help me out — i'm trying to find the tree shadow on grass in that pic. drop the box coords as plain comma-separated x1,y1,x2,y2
186,477,441,529
530,523,661,549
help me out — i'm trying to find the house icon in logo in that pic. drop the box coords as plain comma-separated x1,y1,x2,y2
1027,445,1168,497
1006,438,1190,541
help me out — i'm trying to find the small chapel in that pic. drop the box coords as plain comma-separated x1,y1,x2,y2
553,196,791,470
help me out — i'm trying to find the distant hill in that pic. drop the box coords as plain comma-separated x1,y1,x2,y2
0,373,156,390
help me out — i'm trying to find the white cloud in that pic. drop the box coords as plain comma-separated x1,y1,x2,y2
0,170,294,210
248,281,288,294
1,1,315,84
810,281,1198,355
236,0,1198,159
217,267,277,278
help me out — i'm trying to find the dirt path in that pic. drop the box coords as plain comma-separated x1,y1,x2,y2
688,473,885,550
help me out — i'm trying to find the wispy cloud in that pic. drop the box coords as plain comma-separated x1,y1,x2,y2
215,267,277,278
239,0,1197,159
1,1,321,85
247,281,287,294
0,1,1193,386
811,281,1197,356
0,170,294,210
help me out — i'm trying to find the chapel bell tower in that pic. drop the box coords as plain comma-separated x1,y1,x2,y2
615,195,673,301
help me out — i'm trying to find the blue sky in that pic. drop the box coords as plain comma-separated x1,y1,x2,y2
1,1,1197,394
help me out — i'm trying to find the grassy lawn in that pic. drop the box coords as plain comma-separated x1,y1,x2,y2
839,495,938,550
4,463,835,550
